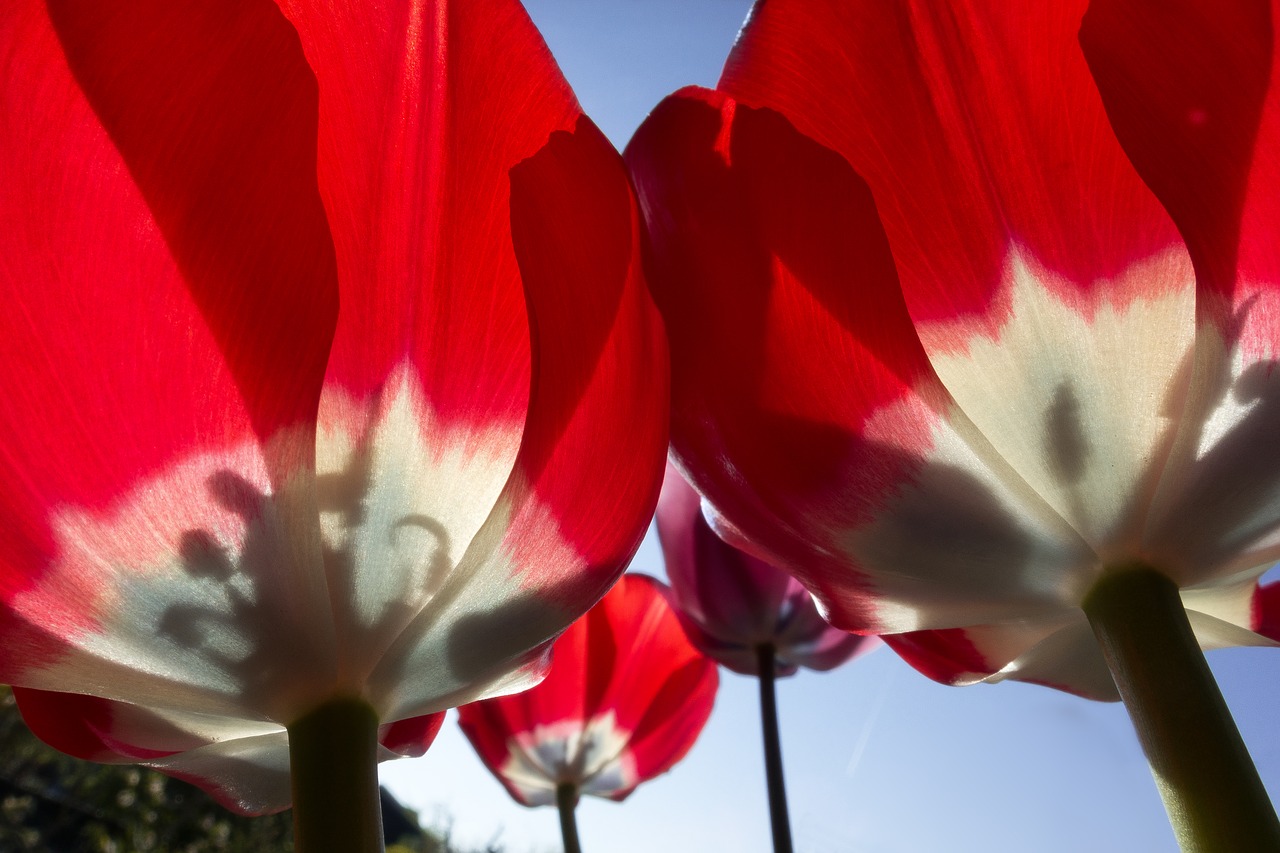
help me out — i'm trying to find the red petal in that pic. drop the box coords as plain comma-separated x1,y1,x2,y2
0,0,336,677
501,117,668,596
277,0,580,435
454,697,540,807
627,87,952,631
1256,581,1280,641
430,118,668,649
717,5,1200,570
364,115,667,721
1082,1,1280,577
14,688,185,763
378,711,446,758
890,578,1275,701
882,629,994,688
1081,0,1271,298
590,576,717,757
13,687,291,814
721,0,1184,328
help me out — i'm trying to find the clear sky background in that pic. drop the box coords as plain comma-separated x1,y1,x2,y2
381,2,1280,851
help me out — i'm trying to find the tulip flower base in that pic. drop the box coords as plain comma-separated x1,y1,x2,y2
1083,566,1280,852
288,697,383,853
755,645,794,853
557,782,583,853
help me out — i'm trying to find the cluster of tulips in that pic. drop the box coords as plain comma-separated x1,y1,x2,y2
3,0,1280,850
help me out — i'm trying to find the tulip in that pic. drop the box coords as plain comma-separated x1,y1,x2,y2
457,574,717,853
658,465,874,678
0,0,666,848
657,464,874,852
625,0,1280,848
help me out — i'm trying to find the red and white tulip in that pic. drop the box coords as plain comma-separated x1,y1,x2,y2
625,0,1280,700
457,574,717,807
0,0,666,814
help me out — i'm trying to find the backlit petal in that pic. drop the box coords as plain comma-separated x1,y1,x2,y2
723,0,1194,559
367,116,667,720
0,0,336,714
627,89,1091,634
457,575,716,806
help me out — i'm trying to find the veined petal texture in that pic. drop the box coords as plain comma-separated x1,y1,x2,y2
0,0,666,810
626,0,1280,695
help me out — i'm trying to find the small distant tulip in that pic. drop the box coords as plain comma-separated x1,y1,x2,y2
657,465,875,677
457,574,717,808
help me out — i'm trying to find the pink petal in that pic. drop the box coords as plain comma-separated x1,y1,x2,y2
658,465,792,642
658,464,876,676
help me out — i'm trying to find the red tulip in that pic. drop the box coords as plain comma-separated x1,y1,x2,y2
626,0,1279,701
657,465,875,677
457,574,717,811
625,0,1280,845
0,0,667,827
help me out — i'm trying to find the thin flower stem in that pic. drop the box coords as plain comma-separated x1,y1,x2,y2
1082,565,1280,852
287,696,384,853
756,644,793,853
556,781,582,853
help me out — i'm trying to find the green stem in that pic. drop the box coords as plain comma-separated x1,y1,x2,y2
1082,565,1280,852
556,781,582,853
287,696,383,853
756,644,793,853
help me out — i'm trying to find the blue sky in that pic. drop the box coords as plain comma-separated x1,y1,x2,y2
381,2,1280,850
